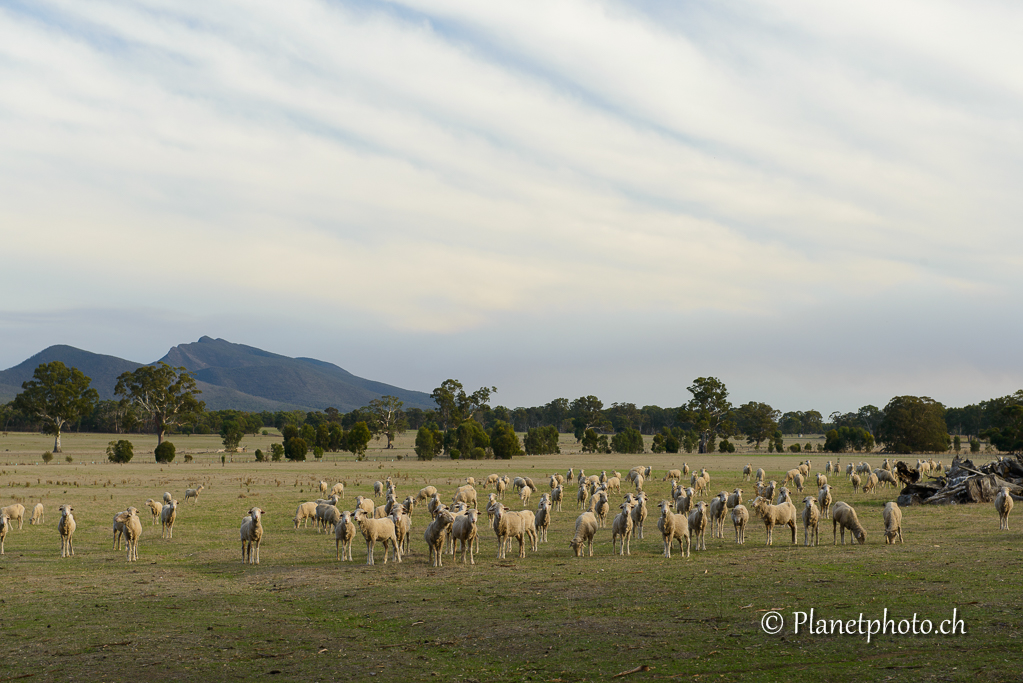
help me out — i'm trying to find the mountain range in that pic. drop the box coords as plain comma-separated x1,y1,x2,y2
0,336,435,413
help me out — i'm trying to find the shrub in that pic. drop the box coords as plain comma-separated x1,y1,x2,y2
718,439,736,453
255,448,265,462
470,446,486,460
262,430,269,436
284,437,308,461
523,426,561,455
154,441,175,463
970,438,981,453
449,448,461,460
789,443,801,453
611,428,644,454
270,443,284,462
65,455,73,463
313,446,324,459
183,453,193,463
107,439,134,463
490,421,523,459
42,451,53,464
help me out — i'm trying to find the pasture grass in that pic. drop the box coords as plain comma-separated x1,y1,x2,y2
0,431,1019,682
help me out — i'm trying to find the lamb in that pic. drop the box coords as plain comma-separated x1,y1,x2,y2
145,499,163,526
424,508,455,567
416,486,438,502
630,492,649,539
832,501,867,545
802,497,820,547
331,482,346,498
491,502,526,559
751,496,798,546
58,504,76,557
451,508,479,564
2,504,25,530
534,499,552,544
708,492,728,539
657,500,691,557
592,491,611,529
611,501,636,556
240,507,266,564
688,501,709,551
569,511,599,557
334,510,356,561
294,501,318,528
817,484,833,519
353,508,400,565
731,504,749,545
994,486,1014,531
0,513,9,555
30,503,44,526
883,501,904,544
161,499,178,539
184,485,205,503
123,507,142,562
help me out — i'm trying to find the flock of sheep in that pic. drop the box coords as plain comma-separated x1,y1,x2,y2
0,458,1016,564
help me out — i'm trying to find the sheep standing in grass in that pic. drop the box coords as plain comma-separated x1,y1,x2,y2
2,504,25,530
331,482,345,498
832,501,867,545
416,486,438,502
817,484,833,519
569,511,599,557
875,469,898,490
551,485,564,512
726,488,743,510
163,492,173,505
994,487,1014,530
161,499,178,539
708,492,728,539
0,513,9,555
592,491,610,529
611,501,636,556
123,507,142,562
240,507,265,564
751,497,798,546
451,509,479,565
353,509,400,565
688,501,708,551
631,492,649,540
534,499,552,544
452,485,478,510
184,485,205,503
665,469,683,483
657,500,690,558
145,499,163,526
113,508,131,550
850,473,862,491
30,504,44,526
424,508,455,567
802,497,820,547
861,472,878,494
742,464,753,482
816,473,828,489
731,505,749,544
390,507,412,556
334,511,356,561
520,484,534,507
58,504,76,558
756,468,765,483
883,502,904,544
491,503,526,559
355,496,375,515
293,502,318,529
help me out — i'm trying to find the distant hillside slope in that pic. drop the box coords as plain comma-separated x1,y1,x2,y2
159,337,434,411
0,338,435,413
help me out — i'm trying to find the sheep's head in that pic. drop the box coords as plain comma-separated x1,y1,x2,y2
855,529,867,544
569,538,584,556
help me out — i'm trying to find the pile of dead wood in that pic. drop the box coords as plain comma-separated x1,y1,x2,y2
896,455,1023,506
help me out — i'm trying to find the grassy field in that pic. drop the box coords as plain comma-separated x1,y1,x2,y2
0,430,1019,682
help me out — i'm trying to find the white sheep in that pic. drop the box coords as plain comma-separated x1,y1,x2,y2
755,468,765,483
58,504,76,558
633,473,645,493
742,464,753,482
331,482,346,498
569,511,599,557
551,485,564,512
665,469,683,483
825,461,833,476
802,497,820,547
293,501,318,529
630,492,649,539
390,506,412,556
515,509,539,553
355,496,376,515
784,468,802,486
832,501,867,545
708,492,728,539
606,476,622,494
334,511,356,561
113,508,131,550
353,508,400,565
123,507,142,562
163,492,173,504
424,508,455,567
751,496,798,546
240,507,266,564
534,499,552,544
2,504,25,530
816,473,828,489
576,482,589,510
452,485,478,510
520,484,534,507
184,485,205,503
0,513,8,555
611,501,636,556
318,504,342,533
30,503,44,526
566,467,574,482
688,501,709,551
850,473,862,490
817,484,833,519
495,477,507,500
592,491,610,529
883,501,904,544
994,486,1014,531
145,499,163,526
161,499,178,539
416,486,438,502
731,504,749,545
657,500,691,558
861,472,879,494
491,503,526,559
483,474,500,489
726,488,743,509
874,469,898,490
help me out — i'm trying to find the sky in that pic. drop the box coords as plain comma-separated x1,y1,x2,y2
2,0,1023,415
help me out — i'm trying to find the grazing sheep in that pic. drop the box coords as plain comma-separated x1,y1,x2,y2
832,501,867,545
861,472,879,494
994,487,1014,531
802,497,820,547
817,484,833,519
534,500,552,544
569,511,599,557
875,469,898,490
145,499,163,526
0,513,8,555
784,468,802,486
731,504,749,544
424,508,455,567
742,464,753,482
630,492,649,540
606,476,622,494
688,501,709,551
293,502,317,529
163,492,173,504
2,504,25,530
240,507,266,564
491,503,526,559
161,499,178,539
58,504,76,557
123,507,142,562
30,503,44,526
184,485,205,503
451,509,479,564
482,474,500,489
751,497,798,546
665,469,683,483
611,501,636,556
657,500,691,557
331,482,346,498
334,511,356,561
452,485,478,510
416,486,438,502
883,502,904,544
708,492,729,539
353,509,400,565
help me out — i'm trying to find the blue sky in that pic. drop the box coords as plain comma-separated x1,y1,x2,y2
2,0,1022,414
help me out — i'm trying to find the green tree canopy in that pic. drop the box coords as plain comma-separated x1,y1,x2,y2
13,361,99,453
523,425,561,455
489,420,522,459
220,420,245,451
678,377,734,454
431,380,497,429
106,439,134,463
346,422,372,457
735,401,780,450
367,395,407,449
876,396,949,454
611,427,644,454
982,403,1023,454
284,436,308,461
115,362,204,446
